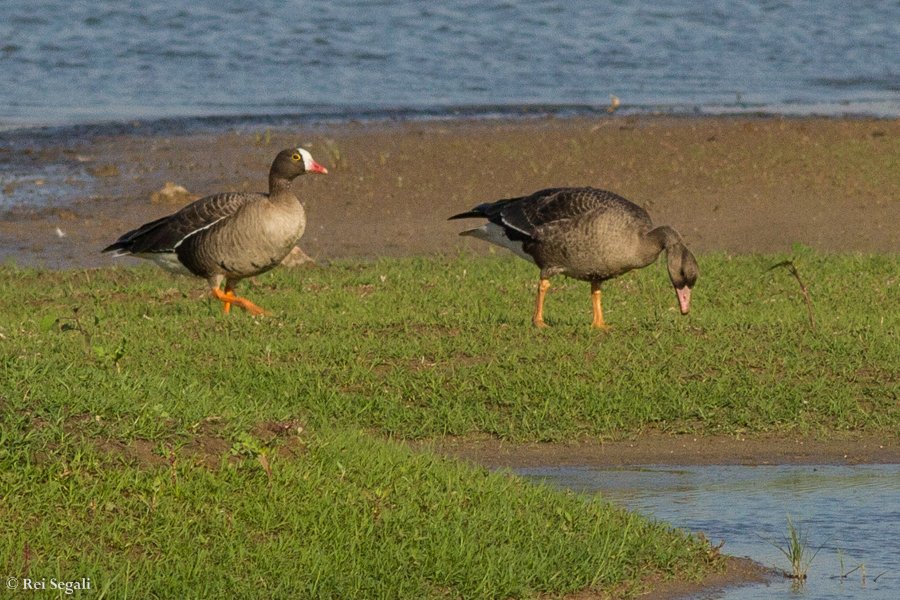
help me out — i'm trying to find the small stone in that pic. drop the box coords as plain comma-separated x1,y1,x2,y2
151,182,196,205
280,246,314,267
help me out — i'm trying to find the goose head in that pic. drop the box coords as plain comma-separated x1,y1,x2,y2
272,147,328,179
667,244,699,314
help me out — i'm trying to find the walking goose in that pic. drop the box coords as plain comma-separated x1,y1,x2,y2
449,187,699,328
103,148,327,315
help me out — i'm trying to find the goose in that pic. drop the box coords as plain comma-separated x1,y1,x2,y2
102,148,327,315
449,187,699,328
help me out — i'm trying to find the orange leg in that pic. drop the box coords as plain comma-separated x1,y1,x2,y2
221,286,233,314
533,278,551,328
211,284,272,316
590,281,610,329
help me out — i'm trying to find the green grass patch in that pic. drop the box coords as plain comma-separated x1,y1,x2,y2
3,249,899,441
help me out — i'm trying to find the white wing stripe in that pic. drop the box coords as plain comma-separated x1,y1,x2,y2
173,215,228,249
499,216,532,237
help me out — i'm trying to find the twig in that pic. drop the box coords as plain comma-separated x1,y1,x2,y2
843,565,861,578
767,260,816,331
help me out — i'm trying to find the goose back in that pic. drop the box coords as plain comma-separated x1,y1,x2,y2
106,192,248,257
527,189,657,281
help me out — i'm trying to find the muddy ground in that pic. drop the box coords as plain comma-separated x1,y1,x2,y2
4,115,900,269
4,114,899,597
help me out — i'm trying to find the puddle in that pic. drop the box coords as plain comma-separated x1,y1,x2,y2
0,148,96,215
517,465,900,599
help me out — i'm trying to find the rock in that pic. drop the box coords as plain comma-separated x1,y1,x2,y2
151,182,196,205
280,246,314,267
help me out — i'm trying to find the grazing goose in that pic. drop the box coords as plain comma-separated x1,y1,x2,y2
102,148,327,315
449,187,699,328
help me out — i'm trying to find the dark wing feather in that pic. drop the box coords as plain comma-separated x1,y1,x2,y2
446,210,488,221
102,192,259,254
500,188,648,236
448,197,533,241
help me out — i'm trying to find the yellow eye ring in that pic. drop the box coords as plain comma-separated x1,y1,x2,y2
292,153,302,161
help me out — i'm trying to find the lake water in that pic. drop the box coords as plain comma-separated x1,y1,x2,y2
518,465,900,600
2,0,900,130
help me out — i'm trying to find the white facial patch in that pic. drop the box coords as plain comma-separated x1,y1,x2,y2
296,148,315,171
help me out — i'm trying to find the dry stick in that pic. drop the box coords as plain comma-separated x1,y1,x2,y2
767,260,816,331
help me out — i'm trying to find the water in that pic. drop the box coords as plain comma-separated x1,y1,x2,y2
518,465,900,599
2,0,900,130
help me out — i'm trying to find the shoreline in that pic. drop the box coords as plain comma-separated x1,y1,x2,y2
419,432,900,470
4,100,900,135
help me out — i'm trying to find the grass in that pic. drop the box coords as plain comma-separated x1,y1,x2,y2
2,249,899,597
762,514,824,582
3,249,899,442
